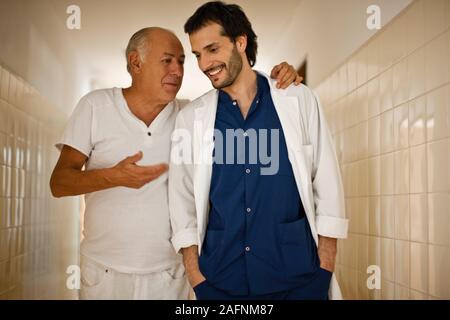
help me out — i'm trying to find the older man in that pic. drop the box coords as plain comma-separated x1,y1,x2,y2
50,27,301,300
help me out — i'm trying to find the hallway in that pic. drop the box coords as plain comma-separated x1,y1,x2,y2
0,0,449,300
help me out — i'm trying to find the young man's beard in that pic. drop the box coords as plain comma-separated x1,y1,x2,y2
212,44,243,89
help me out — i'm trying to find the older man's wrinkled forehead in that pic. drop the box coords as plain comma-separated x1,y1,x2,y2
146,28,184,57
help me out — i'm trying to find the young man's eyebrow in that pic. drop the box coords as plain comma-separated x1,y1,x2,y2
191,42,219,54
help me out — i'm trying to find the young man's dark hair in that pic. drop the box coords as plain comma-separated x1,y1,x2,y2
184,1,258,67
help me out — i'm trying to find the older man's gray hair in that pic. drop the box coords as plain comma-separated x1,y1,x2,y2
125,28,153,74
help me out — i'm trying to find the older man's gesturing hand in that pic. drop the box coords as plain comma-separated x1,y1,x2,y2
50,145,168,197
113,151,169,189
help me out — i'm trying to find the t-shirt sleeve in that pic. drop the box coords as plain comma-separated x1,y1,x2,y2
55,95,94,157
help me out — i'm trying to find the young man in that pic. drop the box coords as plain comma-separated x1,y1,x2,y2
50,26,301,300
169,2,348,300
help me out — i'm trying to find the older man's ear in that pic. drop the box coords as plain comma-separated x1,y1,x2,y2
270,61,303,89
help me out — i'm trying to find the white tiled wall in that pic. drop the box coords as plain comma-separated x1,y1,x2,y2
314,0,450,300
0,64,80,299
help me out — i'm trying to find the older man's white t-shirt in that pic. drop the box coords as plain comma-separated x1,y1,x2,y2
56,88,183,274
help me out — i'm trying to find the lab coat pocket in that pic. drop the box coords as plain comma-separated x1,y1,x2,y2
277,217,317,278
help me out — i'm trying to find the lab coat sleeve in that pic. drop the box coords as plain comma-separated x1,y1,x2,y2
308,91,349,239
169,110,199,253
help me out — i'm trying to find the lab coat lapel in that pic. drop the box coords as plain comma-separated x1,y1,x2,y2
193,90,218,250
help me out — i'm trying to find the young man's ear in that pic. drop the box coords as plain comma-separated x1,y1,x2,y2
234,35,247,54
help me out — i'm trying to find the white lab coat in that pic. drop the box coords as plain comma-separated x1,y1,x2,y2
169,72,349,300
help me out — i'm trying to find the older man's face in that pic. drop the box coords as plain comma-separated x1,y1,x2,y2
141,31,185,103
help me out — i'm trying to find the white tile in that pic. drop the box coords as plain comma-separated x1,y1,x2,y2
410,144,427,194
2,103,15,138
356,85,369,124
446,0,450,30
334,132,343,163
5,136,13,167
409,96,427,146
8,73,17,107
368,116,380,157
368,77,380,118
426,85,449,142
428,244,450,298
360,122,369,160
407,47,426,100
369,285,382,300
357,235,369,273
0,197,5,228
381,109,394,154
390,11,407,64
394,149,409,194
11,167,18,198
348,269,359,299
330,72,340,102
1,198,11,228
393,103,409,150
379,28,392,72
346,198,356,233
425,33,449,92
339,64,348,98
428,193,450,246
395,240,410,287
0,133,6,167
348,235,358,270
381,196,395,238
367,35,380,80
0,66,9,101
381,280,395,300
380,153,394,195
15,77,24,111
0,228,11,262
358,159,369,197
380,68,393,113
427,139,449,192
359,197,369,235
347,91,358,128
405,0,425,54
0,266,9,297
347,57,357,93
369,235,381,268
392,59,409,108
410,193,428,243
394,195,410,241
424,0,447,42
369,197,381,236
395,285,410,300
369,157,380,196
410,289,428,300
381,238,395,282
448,79,450,138
356,46,368,88
0,101,7,135
446,31,450,89
410,241,429,293
1,165,11,198
358,271,370,300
